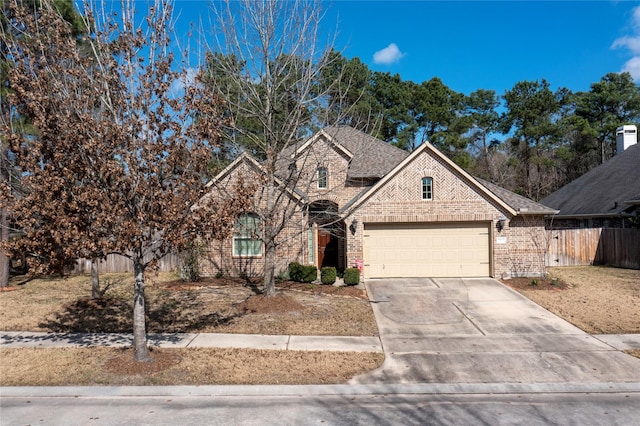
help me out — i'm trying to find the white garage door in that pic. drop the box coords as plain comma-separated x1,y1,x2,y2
363,222,490,278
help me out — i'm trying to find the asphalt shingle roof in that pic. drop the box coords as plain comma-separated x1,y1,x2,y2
279,125,555,215
320,126,409,179
476,178,558,215
540,143,640,217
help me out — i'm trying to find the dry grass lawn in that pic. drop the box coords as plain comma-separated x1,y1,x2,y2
0,273,378,336
0,347,384,386
505,266,640,334
0,273,381,385
3,266,638,384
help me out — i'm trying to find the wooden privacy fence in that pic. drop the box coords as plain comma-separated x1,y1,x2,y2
71,252,183,274
546,228,640,269
594,228,640,269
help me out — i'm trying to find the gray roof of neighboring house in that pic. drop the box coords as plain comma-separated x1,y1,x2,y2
540,143,640,217
476,178,559,215
321,126,409,179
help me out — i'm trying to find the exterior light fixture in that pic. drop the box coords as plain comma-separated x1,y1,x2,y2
350,218,359,235
497,216,507,232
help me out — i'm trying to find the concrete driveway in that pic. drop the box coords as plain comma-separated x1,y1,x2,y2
351,278,640,384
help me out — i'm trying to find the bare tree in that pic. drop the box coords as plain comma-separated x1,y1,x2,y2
1,0,229,361
203,0,351,296
0,158,7,287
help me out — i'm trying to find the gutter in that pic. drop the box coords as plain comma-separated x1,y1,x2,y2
516,207,560,216
544,212,635,219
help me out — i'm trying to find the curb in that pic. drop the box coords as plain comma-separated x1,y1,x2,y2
3,382,640,398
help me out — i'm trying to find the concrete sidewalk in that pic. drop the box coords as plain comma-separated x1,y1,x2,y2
2,330,638,351
0,331,383,353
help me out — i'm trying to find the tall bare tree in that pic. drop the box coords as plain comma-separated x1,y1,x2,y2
0,147,7,287
204,0,346,296
1,0,228,361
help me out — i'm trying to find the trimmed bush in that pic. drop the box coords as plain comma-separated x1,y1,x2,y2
320,266,337,285
343,268,360,285
288,262,303,282
300,265,318,283
289,262,317,283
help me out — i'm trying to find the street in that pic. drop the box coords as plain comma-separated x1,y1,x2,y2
2,387,639,425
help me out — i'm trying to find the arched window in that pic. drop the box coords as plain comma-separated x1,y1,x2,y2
422,177,433,200
233,213,262,257
317,167,328,189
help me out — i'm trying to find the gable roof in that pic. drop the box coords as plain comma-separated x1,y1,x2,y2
204,151,306,203
342,140,558,217
280,125,409,179
540,144,640,217
342,141,520,217
205,152,262,188
320,126,409,179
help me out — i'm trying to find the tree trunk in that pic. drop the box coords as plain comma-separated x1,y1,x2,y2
262,174,277,297
1,144,9,288
261,153,279,297
132,258,151,362
263,239,276,297
0,206,8,288
90,258,100,298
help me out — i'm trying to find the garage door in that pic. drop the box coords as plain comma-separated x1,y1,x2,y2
363,222,490,278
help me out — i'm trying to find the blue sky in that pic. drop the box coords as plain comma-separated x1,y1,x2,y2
171,0,640,96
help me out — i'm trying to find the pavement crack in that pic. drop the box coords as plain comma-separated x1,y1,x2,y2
452,302,486,336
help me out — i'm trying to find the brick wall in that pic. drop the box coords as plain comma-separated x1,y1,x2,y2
199,141,549,279
199,158,307,277
343,149,547,278
495,216,547,278
293,137,369,207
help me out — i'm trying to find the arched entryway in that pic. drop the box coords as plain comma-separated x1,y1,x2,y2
308,200,346,271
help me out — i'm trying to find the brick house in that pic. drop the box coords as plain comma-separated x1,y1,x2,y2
200,126,557,279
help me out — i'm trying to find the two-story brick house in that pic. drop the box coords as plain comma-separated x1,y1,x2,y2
200,125,557,280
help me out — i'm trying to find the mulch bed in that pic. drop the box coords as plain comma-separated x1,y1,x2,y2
277,280,367,299
501,276,570,291
159,276,254,290
160,277,368,300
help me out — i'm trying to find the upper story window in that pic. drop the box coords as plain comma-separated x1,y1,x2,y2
317,167,328,189
233,213,262,257
422,177,433,200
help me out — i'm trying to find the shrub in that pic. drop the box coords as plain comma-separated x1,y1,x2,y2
288,262,303,281
289,262,317,283
321,266,337,285
300,265,318,283
343,268,360,285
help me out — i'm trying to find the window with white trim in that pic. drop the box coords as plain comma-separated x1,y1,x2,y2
422,177,433,200
233,213,262,257
317,167,328,189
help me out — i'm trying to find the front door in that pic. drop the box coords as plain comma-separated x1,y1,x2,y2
317,228,339,268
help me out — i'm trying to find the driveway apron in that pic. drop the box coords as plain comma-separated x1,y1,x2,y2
351,278,640,384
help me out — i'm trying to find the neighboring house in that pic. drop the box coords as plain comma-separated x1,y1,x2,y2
539,130,640,270
541,129,640,229
200,126,557,280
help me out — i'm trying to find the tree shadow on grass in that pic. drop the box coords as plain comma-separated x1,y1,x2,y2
146,294,243,333
39,297,131,333
38,293,243,333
